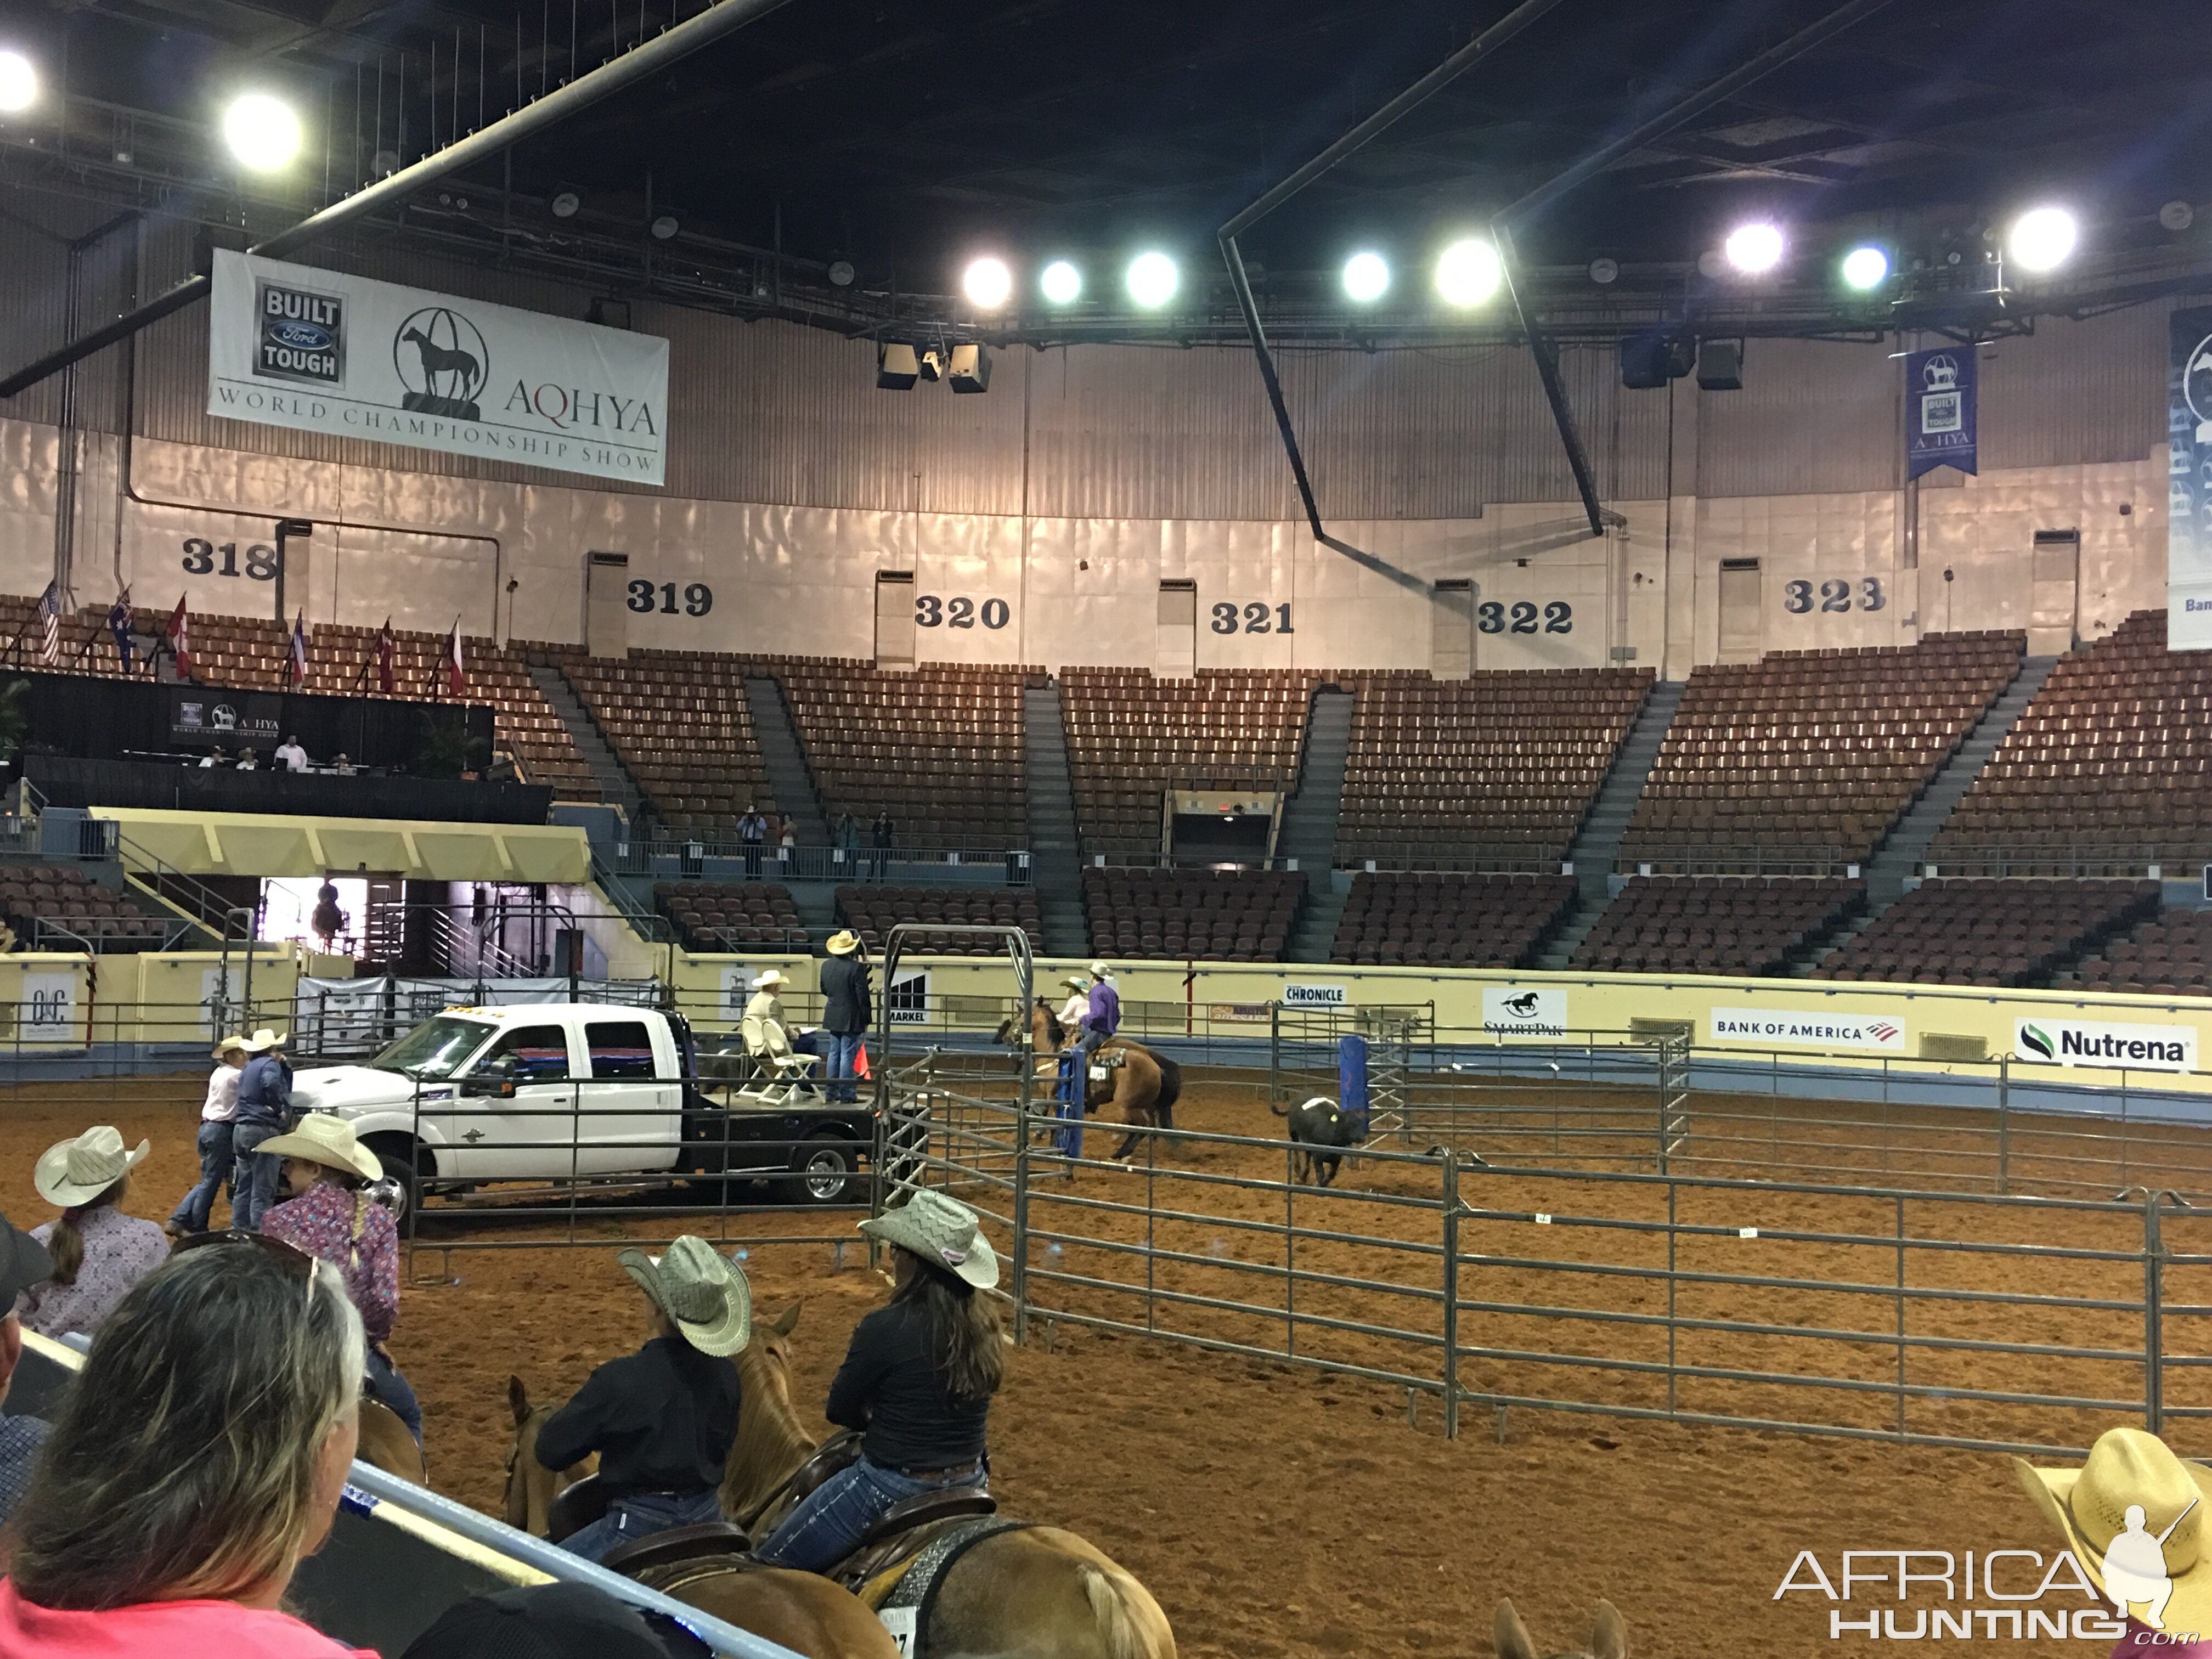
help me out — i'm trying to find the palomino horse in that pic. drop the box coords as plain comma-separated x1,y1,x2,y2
712,1300,1176,1659
1496,1598,1628,1659
358,1398,427,1485
992,998,1182,1162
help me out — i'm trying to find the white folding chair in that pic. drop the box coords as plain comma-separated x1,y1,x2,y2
738,1013,821,1107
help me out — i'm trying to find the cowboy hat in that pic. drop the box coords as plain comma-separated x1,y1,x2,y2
253,1113,383,1184
0,1213,50,1307
619,1235,752,1357
211,1034,249,1059
860,1190,999,1290
2013,1427,2212,1632
751,968,790,990
35,1126,151,1208
240,1028,287,1052
1060,975,1091,991
826,930,861,956
1088,961,1113,979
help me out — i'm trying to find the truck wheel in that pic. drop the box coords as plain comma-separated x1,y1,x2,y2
795,1136,857,1205
364,1137,425,1222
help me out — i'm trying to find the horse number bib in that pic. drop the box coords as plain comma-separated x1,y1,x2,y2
878,1606,917,1655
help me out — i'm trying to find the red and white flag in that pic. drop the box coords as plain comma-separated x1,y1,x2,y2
288,611,309,689
443,622,466,698
376,618,398,695
167,594,194,679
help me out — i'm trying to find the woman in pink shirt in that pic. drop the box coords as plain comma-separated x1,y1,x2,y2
0,1232,374,1659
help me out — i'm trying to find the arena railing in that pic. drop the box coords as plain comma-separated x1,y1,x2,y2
1611,842,1855,877
609,839,1034,886
1331,845,1575,876
1922,843,2189,879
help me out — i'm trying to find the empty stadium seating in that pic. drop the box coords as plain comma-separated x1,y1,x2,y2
1337,670,1649,865
778,661,1031,847
547,647,775,836
1935,612,2212,871
0,865,172,950
1082,866,1303,961
653,881,806,952
1621,633,2022,869
834,884,1042,955
1061,669,1315,854
2062,904,2212,994
1570,876,1865,976
1815,877,2153,988
1329,872,1577,966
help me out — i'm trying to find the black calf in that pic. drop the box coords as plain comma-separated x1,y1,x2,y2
1272,1094,1360,1186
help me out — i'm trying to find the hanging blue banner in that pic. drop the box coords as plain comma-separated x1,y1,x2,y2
1904,346,1977,481
2169,306,2212,651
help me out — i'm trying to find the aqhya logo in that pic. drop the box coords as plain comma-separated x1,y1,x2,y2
254,280,345,386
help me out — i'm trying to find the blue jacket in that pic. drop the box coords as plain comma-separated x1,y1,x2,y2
234,1053,294,1128
1085,981,1121,1039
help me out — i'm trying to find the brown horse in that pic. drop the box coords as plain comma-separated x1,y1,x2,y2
716,1301,1176,1659
358,1398,427,1486
994,999,1181,1162
1496,1598,1628,1659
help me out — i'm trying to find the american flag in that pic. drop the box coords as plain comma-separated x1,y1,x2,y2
167,595,195,680
376,618,397,695
35,583,59,666
289,611,309,690
443,622,466,698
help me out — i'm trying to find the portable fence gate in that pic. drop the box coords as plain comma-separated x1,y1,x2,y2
1657,1030,1691,1171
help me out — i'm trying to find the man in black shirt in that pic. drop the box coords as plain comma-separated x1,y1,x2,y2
819,932,872,1105
537,1234,749,1562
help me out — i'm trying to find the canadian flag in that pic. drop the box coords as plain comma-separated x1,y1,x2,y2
443,623,466,698
166,595,194,680
376,619,397,695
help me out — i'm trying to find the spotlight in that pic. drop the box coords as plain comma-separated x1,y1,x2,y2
1341,251,1390,303
1588,257,1620,285
1434,238,1502,306
827,259,855,287
650,214,679,240
1840,245,1890,290
1126,251,1177,309
1040,259,1082,304
222,92,302,172
2160,200,2195,234
1723,222,1785,274
0,49,36,115
550,190,581,218
961,256,1012,309
2007,206,2078,273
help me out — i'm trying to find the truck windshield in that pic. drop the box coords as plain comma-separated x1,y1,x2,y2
370,1015,495,1079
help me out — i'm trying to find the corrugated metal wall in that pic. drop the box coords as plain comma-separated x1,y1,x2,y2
1979,304,2172,471
1694,336,1903,498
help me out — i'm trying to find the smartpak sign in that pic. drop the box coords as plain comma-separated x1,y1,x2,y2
207,252,670,484
1709,1006,1906,1052
2013,1017,2197,1073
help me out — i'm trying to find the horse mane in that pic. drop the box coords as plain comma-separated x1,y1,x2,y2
1040,998,1066,1048
724,1345,820,1526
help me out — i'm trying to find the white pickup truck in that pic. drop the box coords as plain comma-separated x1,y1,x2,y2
289,1003,875,1212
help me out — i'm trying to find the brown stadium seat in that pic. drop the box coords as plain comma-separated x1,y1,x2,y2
0,864,172,952
1570,876,1866,977
1081,867,1304,962
1821,877,2159,989
834,884,1042,955
1329,872,1577,967
652,881,806,952
2063,901,2212,995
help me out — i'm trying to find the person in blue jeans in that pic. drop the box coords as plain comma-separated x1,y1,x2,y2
752,1191,1001,1572
817,932,872,1105
228,1029,294,1232
166,1036,247,1237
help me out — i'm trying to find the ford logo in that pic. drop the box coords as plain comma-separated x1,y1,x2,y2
270,321,333,351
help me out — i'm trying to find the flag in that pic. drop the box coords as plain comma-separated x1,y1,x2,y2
376,618,397,695
288,611,309,689
167,594,195,680
108,590,133,670
35,583,59,666
443,622,466,698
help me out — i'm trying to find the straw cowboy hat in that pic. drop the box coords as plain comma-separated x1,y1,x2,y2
860,1190,999,1290
253,1113,383,1184
826,930,861,956
1088,961,1114,979
751,969,791,990
211,1034,249,1060
240,1028,287,1052
2014,1427,2212,1632
1060,975,1091,991
35,1126,151,1208
618,1235,752,1357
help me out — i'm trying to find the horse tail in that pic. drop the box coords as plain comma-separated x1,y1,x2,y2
1079,1560,1155,1659
1152,1056,1181,1128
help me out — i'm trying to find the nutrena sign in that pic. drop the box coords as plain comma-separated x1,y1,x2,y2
2013,1017,2198,1073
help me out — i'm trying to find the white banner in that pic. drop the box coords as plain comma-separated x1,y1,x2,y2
1708,1006,1906,1052
207,251,669,485
1483,986,1568,1038
2014,1017,2197,1073
1281,983,1348,1008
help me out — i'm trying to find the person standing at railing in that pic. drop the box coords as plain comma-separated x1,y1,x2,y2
779,819,798,868
834,811,860,860
230,1029,295,1231
166,1035,248,1238
819,932,871,1105
736,805,768,879
870,810,895,879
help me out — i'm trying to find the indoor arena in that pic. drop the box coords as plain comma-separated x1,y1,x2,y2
0,1,2207,1655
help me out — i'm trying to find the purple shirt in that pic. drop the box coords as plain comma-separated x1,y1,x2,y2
261,1181,399,1343
14,1206,170,1339
1086,980,1121,1037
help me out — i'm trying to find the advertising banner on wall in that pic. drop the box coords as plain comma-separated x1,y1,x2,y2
1483,986,1568,1038
1904,347,1977,481
1708,1006,1906,1052
2169,306,2212,650
2014,1016,2196,1073
206,251,669,486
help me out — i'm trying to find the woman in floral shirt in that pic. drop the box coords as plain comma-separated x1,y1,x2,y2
16,1126,167,1340
256,1114,417,1442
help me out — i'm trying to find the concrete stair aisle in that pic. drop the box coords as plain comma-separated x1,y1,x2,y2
1278,687,1355,962
1858,655,2059,908
1534,679,1686,969
743,677,831,846
526,662,647,827
1023,682,1090,957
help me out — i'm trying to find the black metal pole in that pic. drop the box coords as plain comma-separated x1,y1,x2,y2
0,0,799,402
1497,225,1608,538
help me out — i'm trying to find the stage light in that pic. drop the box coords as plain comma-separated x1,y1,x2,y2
961,256,1012,309
1126,251,1177,309
650,214,679,240
222,92,302,172
1341,250,1390,303
2008,206,2078,273
1723,222,1785,274
1040,259,1082,304
550,190,581,218
0,50,37,114
1840,245,1889,290
1434,238,1502,306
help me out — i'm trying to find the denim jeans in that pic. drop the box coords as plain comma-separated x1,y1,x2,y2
559,1488,725,1565
1054,1054,1084,1157
790,1029,822,1095
230,1121,286,1232
168,1120,236,1233
365,1347,422,1443
752,1453,987,1573
825,1031,864,1104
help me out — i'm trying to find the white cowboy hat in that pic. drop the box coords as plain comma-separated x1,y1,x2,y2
826,930,861,956
1088,961,1113,979
240,1028,288,1052
2014,1427,2212,1633
860,1190,999,1290
1060,976,1091,991
619,1235,752,1357
253,1113,383,1184
35,1126,151,1208
211,1034,249,1059
751,969,790,990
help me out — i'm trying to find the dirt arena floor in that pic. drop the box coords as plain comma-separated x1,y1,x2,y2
2,1069,2202,1657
